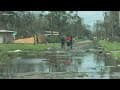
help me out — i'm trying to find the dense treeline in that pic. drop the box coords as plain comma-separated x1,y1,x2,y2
93,11,120,42
0,11,91,40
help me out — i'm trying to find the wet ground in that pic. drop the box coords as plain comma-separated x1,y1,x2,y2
0,40,120,79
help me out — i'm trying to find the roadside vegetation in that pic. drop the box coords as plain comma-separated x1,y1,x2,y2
0,43,59,51
99,40,120,62
0,43,60,63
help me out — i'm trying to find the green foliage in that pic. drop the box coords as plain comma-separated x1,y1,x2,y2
0,43,59,51
99,40,120,60
0,46,10,64
0,11,91,40
93,11,120,41
47,36,60,43
0,43,60,63
99,40,120,51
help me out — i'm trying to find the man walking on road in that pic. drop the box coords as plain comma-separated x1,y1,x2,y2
70,36,73,49
61,35,65,49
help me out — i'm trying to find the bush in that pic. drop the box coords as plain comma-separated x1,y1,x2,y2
47,36,60,43
0,46,10,64
99,40,120,51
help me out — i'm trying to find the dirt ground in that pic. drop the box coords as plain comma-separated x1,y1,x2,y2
14,37,34,44
14,36,47,44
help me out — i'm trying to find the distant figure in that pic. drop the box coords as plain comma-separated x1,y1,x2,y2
36,36,39,44
61,35,65,49
65,35,71,49
70,36,73,49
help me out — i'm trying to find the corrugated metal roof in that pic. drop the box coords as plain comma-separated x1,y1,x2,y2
0,30,15,33
44,34,59,36
44,31,59,34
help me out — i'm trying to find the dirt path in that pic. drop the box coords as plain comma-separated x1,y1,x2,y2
78,40,93,44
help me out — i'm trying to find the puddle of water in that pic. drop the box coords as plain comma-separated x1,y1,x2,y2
0,45,120,79
12,58,48,64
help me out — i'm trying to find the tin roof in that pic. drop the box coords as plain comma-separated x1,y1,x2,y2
44,34,59,36
0,30,15,33
44,31,59,34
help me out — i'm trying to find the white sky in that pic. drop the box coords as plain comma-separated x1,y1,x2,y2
78,11,104,30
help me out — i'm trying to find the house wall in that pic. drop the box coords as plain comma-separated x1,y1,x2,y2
0,33,4,43
4,33,14,43
0,33,14,43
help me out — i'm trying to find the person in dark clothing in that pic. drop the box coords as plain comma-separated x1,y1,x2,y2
61,35,65,49
70,36,73,49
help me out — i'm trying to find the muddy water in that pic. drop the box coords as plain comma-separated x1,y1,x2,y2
0,44,120,79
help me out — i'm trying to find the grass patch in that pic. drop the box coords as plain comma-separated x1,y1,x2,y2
98,40,120,61
0,43,60,51
0,43,60,63
0,46,11,64
99,40,120,51
111,52,120,59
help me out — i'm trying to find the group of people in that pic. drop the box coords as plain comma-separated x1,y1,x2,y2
61,35,73,50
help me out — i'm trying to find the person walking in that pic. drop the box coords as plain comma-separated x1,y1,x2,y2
61,35,65,49
65,35,71,49
70,36,73,49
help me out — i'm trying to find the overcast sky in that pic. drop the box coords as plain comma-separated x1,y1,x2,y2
78,11,104,29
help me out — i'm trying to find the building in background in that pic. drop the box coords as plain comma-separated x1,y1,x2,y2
0,30,16,43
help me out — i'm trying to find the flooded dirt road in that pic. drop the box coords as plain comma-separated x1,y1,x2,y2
0,41,120,79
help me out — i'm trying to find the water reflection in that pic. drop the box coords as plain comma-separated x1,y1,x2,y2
0,47,120,79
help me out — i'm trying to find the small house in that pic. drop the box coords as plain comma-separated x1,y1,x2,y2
0,30,16,43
